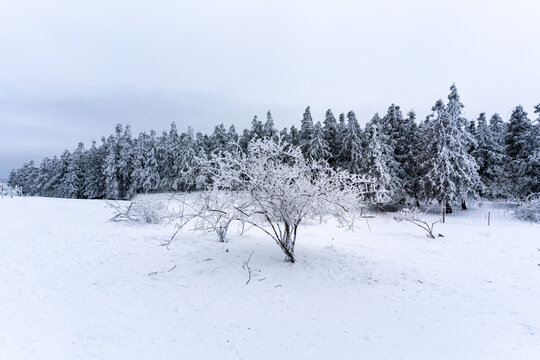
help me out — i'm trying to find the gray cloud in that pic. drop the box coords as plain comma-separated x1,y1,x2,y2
1,0,539,177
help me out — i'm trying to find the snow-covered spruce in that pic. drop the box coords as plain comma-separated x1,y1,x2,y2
0,179,22,197
7,86,540,203
417,85,482,213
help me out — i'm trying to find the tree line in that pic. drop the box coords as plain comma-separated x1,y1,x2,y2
8,85,540,212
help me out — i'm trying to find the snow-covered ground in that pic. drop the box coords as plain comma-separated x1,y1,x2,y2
1,196,539,359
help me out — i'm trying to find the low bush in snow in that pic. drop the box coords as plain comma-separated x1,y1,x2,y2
514,198,540,222
191,138,387,262
109,199,168,224
394,207,440,239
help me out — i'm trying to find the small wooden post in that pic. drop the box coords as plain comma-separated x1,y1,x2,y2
442,206,445,223
488,211,490,226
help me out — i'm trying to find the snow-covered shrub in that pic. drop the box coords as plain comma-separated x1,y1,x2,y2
394,208,439,239
189,191,244,243
200,138,383,262
0,181,22,197
514,198,540,222
133,200,167,224
109,199,167,224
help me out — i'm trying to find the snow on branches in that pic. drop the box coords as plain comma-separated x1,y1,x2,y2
198,138,384,262
0,180,22,197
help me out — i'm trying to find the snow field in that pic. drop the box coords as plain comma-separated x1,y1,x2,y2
0,196,539,359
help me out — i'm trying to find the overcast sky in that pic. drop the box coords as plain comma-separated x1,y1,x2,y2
1,0,539,177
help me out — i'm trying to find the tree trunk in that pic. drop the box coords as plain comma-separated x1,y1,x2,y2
280,223,296,263
461,200,467,210
445,201,453,214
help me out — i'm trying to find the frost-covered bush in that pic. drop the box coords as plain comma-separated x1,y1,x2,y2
132,200,167,224
199,138,384,262
109,199,167,224
0,181,22,197
172,191,244,243
394,208,439,239
514,198,540,222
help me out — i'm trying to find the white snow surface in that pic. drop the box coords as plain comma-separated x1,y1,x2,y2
1,196,539,359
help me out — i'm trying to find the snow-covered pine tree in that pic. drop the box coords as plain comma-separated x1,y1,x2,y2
177,127,200,191
308,121,331,161
362,114,401,204
250,115,264,141
322,109,339,166
489,113,506,148
339,111,363,173
418,85,481,213
467,119,477,154
504,105,539,198
45,156,63,196
472,113,505,198
58,149,78,198
279,127,290,144
61,142,86,198
35,157,54,196
103,126,122,199
226,125,239,152
532,104,540,192
83,139,107,199
158,123,181,191
133,131,161,194
117,125,136,199
263,110,278,141
334,112,347,167
238,128,252,153
10,161,38,196
211,123,228,152
299,106,314,156
401,110,421,201
379,104,408,201
289,125,300,147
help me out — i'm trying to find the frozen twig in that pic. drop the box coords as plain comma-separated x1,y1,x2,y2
242,251,254,285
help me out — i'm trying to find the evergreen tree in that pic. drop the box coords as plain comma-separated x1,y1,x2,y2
250,115,264,141
380,104,408,200
263,110,277,141
418,85,481,212
9,161,38,196
279,127,290,144
467,119,477,153
133,131,161,193
177,127,199,191
159,123,182,190
103,133,120,199
83,139,106,198
299,106,314,155
489,113,506,145
362,116,401,203
308,121,331,161
472,113,505,197
340,111,363,173
118,125,135,199
289,125,300,147
226,125,239,152
401,110,420,201
334,112,347,167
322,109,339,165
211,123,228,152
64,142,86,198
58,149,78,198
504,105,538,197
239,128,252,153
102,124,134,199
